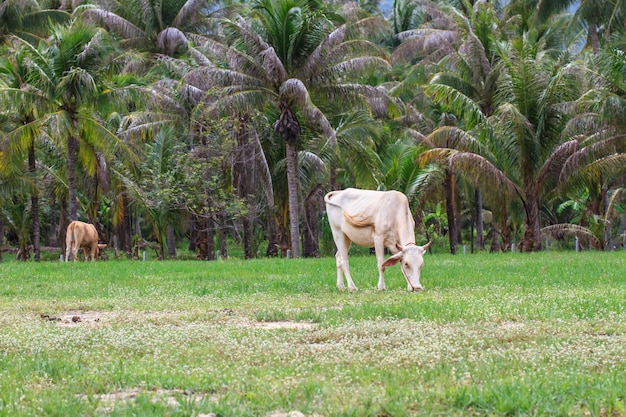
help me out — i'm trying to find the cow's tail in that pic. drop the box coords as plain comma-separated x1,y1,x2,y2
325,190,374,227
343,211,374,228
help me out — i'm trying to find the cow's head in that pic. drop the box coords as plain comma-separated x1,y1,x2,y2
95,243,107,259
381,241,432,291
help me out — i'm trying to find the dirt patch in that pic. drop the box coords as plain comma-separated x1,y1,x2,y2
500,321,525,330
254,321,316,330
268,411,324,417
40,311,109,327
79,388,212,413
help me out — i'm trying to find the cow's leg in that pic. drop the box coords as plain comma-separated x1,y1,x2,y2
72,244,81,262
335,252,344,289
374,238,387,290
335,234,357,291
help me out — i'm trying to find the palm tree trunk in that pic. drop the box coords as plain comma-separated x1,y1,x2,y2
189,217,198,252
59,196,68,257
68,134,79,221
521,189,541,252
475,188,484,251
266,212,279,257
0,219,4,263
444,171,457,254
167,225,176,258
207,218,215,260
302,185,322,258
285,139,300,258
28,142,40,262
500,205,511,251
490,224,500,252
49,198,58,247
242,216,252,259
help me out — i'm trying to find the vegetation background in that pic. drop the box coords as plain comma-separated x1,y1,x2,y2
1,0,625,263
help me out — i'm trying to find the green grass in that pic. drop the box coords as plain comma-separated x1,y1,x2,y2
0,252,625,416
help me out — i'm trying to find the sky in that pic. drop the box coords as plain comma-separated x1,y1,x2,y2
378,0,581,17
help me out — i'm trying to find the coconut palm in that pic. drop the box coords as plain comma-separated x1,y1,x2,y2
553,40,626,247
191,0,390,257
468,32,584,251
80,0,226,56
0,43,46,260
0,0,70,43
392,1,501,252
16,21,130,223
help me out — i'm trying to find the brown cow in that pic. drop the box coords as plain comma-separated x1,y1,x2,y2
65,221,107,261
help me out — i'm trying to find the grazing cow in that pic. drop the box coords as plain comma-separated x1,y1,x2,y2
65,221,107,261
324,188,431,291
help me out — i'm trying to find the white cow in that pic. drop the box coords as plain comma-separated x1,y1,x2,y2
324,188,431,291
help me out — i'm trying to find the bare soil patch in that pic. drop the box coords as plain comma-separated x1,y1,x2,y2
40,311,109,327
254,321,316,330
79,388,212,413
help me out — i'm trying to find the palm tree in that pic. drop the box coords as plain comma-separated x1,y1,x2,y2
192,0,390,257
18,22,130,223
392,2,501,252
465,32,584,251
0,0,70,43
554,41,626,247
81,0,226,56
0,43,45,260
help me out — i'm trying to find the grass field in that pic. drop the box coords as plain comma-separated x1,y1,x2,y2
0,251,625,417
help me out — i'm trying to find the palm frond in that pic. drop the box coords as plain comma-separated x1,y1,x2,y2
205,89,269,120
0,119,41,155
425,82,486,129
327,56,390,80
537,139,579,193
184,67,262,91
301,24,347,81
560,153,626,193
425,126,489,155
172,0,209,29
449,151,518,196
80,8,146,42
279,78,336,147
406,129,435,148
559,135,626,189
541,224,600,247
391,29,457,65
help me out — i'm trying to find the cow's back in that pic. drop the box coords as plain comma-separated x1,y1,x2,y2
324,188,413,248
67,221,98,246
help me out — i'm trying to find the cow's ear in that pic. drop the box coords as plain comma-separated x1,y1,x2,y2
98,244,107,249
382,252,402,268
